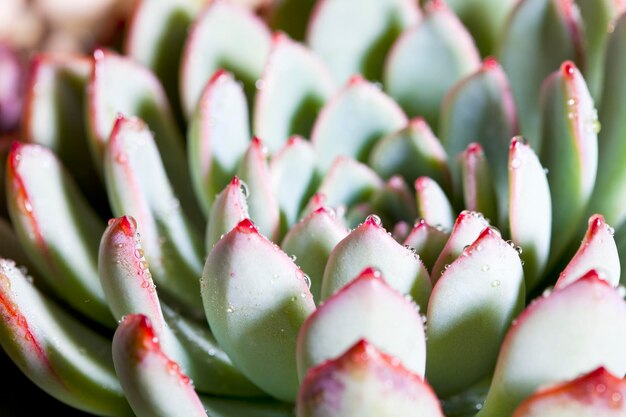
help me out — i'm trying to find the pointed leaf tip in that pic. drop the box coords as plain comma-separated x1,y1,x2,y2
561,60,576,78
115,215,138,237
235,218,258,234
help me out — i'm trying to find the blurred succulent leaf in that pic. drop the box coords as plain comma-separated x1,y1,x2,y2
187,70,250,214
446,0,517,56
181,1,271,116
415,176,454,232
206,177,249,250
508,137,551,291
298,267,426,380
511,367,626,417
426,228,525,397
112,314,208,417
88,49,203,227
478,271,626,417
440,58,517,226
590,12,626,230
555,214,619,289
202,219,316,401
270,137,319,233
265,0,317,40
302,157,384,218
6,142,113,327
22,54,103,204
0,259,132,416
307,0,421,84
281,207,349,303
404,219,450,272
0,218,34,273
384,0,480,127
200,396,295,417
459,143,498,225
126,0,205,126
321,215,431,310
297,340,444,417
104,116,205,314
369,117,451,192
254,34,334,153
431,210,490,282
236,138,280,241
576,0,626,101
498,0,584,143
370,176,417,226
313,76,407,171
540,61,598,268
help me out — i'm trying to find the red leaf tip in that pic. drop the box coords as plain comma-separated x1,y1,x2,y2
356,267,383,281
561,61,577,79
510,135,529,151
209,68,229,85
117,216,138,236
364,214,383,228
466,142,484,156
427,0,448,12
482,56,499,71
347,74,366,86
272,31,289,44
577,269,612,286
230,176,240,186
236,218,258,234
587,214,606,233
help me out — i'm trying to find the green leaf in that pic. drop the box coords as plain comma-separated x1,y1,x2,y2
321,215,432,310
180,1,271,116
415,176,454,232
253,34,334,153
370,176,418,226
297,340,444,417
200,396,294,417
202,219,316,401
0,260,132,416
459,143,498,226
104,116,205,315
205,176,250,251
403,219,450,273
539,61,598,269
478,271,626,417
307,0,420,83
313,76,407,171
426,228,525,397
297,267,426,380
6,143,113,327
187,69,250,214
498,0,584,143
384,0,480,127
265,0,317,41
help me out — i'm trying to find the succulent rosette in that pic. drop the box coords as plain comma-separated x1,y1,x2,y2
2,0,626,416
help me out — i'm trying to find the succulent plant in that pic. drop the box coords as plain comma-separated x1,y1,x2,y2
2,0,626,416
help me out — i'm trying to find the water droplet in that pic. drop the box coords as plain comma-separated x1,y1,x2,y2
476,244,483,252
607,225,615,236
226,306,234,313
511,157,521,169
255,79,265,90
304,274,311,289
596,383,607,393
239,180,249,199
567,98,578,107
481,265,490,272
365,214,382,227
443,264,450,270
618,286,626,298
543,167,549,175
141,281,150,288
542,287,553,298
272,273,279,281
116,153,128,164
134,249,144,258
290,254,297,262
108,218,115,225
491,280,500,287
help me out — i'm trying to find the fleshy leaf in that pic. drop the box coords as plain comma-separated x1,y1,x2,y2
104,116,205,314
302,157,383,218
440,57,517,226
200,396,295,417
236,138,280,241
297,340,444,417
370,176,418,226
426,228,525,397
540,61,598,267
112,314,208,417
369,117,451,192
321,215,431,310
201,219,316,401
576,0,626,101
297,267,426,380
590,13,626,230
460,143,498,225
0,218,34,273
0,259,132,416
498,0,584,143
447,0,517,56
312,76,407,171
384,0,480,127
187,70,250,214
415,176,454,232
253,34,334,153
5,142,113,327
180,1,271,116
281,207,348,303
270,137,319,233
512,367,626,417
22,54,103,204
88,49,203,227
430,210,491,282
555,214,619,289
404,219,450,272
265,0,317,40
508,136,552,291
307,0,420,84
206,177,250,251
477,271,626,417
